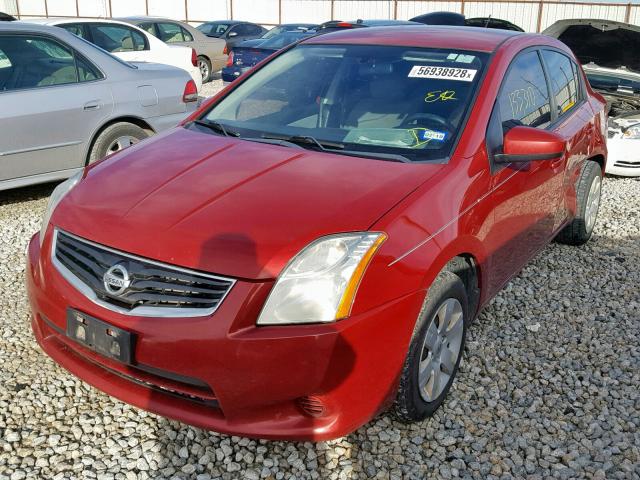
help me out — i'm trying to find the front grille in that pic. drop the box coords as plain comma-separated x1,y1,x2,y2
53,230,235,316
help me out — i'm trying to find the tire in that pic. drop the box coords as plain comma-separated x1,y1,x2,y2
198,56,212,83
88,122,149,164
394,271,468,422
555,160,603,246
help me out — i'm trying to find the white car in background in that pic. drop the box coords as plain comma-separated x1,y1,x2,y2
23,18,202,91
545,18,640,176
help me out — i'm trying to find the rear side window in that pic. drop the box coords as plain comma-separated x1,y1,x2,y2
181,26,193,42
0,35,102,91
138,22,156,35
62,24,87,39
246,24,264,36
497,50,551,130
542,50,580,116
157,23,185,43
0,47,12,69
90,24,147,52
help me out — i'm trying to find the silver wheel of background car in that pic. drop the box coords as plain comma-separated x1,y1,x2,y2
198,57,211,82
107,136,139,154
418,298,464,402
585,175,601,233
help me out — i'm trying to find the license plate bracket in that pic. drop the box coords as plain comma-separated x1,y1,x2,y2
66,309,135,364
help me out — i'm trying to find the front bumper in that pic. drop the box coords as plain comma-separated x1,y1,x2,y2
27,232,423,440
605,138,640,177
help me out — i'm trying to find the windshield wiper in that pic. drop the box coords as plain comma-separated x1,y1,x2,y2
338,150,411,163
192,119,240,137
244,133,410,163
260,134,345,151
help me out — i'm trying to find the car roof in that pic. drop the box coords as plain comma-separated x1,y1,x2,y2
304,25,522,52
0,21,65,32
200,20,251,25
19,17,144,27
120,16,183,23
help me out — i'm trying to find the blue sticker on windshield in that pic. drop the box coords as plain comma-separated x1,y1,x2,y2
421,130,447,142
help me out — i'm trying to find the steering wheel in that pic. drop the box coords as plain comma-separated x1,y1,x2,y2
401,113,454,132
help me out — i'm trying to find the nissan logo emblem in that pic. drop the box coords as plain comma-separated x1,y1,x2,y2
103,264,131,295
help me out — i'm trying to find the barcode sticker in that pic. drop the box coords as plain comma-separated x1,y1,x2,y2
408,65,477,82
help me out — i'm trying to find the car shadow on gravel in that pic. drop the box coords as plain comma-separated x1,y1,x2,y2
0,182,58,207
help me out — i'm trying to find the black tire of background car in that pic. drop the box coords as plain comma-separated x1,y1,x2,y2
555,160,603,246
88,122,149,164
394,271,468,422
198,56,212,83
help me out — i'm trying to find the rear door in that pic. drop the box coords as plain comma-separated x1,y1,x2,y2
0,33,112,181
484,49,564,294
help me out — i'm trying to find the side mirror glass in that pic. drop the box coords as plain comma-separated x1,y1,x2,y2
495,126,565,164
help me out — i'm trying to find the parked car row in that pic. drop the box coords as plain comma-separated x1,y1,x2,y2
1,12,638,195
0,22,199,191
27,18,204,90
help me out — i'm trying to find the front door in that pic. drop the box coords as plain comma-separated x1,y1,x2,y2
484,49,564,295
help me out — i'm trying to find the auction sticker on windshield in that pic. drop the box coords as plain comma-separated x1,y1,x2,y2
408,66,477,82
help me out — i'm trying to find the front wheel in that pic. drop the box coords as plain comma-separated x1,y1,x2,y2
394,271,468,422
198,56,212,83
555,160,602,245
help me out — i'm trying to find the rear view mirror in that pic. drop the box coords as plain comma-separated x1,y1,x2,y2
495,126,565,163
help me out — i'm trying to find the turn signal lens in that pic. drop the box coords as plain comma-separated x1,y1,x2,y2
226,52,234,67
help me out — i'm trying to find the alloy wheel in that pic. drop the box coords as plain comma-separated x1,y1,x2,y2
418,298,464,402
585,175,602,232
199,59,210,81
107,136,139,154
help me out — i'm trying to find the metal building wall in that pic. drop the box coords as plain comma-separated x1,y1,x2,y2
4,0,640,31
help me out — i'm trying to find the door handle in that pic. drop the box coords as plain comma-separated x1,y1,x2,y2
83,101,101,111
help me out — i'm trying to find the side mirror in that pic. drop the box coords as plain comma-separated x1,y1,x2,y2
228,31,238,37
495,126,565,164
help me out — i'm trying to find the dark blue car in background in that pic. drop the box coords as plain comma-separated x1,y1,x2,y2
221,30,314,84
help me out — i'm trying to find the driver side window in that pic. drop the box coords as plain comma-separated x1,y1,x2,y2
497,50,551,131
486,49,552,170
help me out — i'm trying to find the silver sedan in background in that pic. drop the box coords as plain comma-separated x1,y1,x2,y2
0,22,199,191
119,16,227,82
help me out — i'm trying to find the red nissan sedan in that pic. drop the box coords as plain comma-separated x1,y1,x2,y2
27,26,606,441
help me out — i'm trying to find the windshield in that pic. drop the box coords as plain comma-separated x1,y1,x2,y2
202,44,487,162
198,22,230,36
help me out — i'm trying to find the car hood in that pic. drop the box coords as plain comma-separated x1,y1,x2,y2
54,127,442,280
543,19,640,73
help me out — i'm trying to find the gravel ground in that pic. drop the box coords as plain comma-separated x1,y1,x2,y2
0,175,638,480
200,76,224,99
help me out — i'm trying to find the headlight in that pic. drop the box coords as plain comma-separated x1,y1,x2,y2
39,171,82,245
623,123,640,139
257,232,387,325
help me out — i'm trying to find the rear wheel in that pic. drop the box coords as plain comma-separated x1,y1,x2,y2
394,271,468,422
198,56,212,83
555,160,602,245
88,122,148,164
